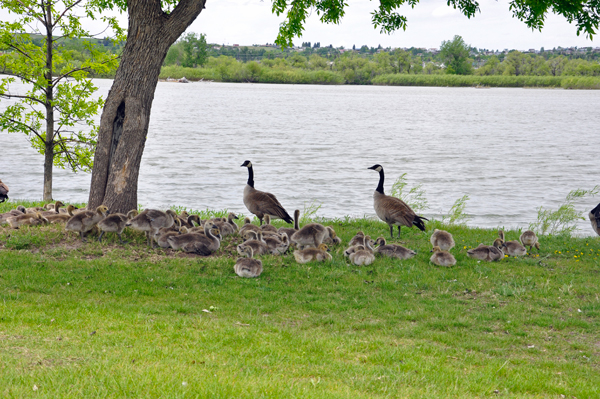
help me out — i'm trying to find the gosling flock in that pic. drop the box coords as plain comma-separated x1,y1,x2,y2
1,162,600,278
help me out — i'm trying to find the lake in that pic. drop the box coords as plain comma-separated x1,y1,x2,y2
1,79,599,234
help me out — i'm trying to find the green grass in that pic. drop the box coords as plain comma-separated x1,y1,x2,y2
1,200,600,397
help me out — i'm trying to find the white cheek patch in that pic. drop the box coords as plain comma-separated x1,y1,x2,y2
376,166,382,172
248,162,252,167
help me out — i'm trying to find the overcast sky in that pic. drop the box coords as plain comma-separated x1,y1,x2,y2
1,0,596,50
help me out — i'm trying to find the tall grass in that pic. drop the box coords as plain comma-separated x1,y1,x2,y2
372,74,571,88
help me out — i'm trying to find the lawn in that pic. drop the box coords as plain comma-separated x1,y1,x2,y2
1,202,599,398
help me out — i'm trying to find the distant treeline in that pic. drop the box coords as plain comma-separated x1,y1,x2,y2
159,53,600,89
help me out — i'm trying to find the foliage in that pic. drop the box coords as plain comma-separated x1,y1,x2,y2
529,186,600,236
390,173,428,213
439,35,473,75
300,200,322,223
180,32,208,68
0,0,120,200
441,194,471,225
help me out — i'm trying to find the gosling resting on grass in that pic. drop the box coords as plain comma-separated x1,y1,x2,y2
430,246,456,267
374,237,416,260
234,245,263,278
368,164,428,239
430,229,455,251
293,244,332,264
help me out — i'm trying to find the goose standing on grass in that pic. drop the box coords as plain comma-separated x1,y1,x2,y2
0,179,8,203
589,203,600,236
97,210,139,244
234,245,263,278
240,160,293,226
520,230,540,251
368,164,428,239
65,205,109,241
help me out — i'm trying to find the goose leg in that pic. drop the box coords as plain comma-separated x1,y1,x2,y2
98,231,105,243
397,226,402,238
389,224,394,239
80,231,86,242
118,233,127,244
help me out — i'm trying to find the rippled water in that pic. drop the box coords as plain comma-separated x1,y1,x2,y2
1,79,599,234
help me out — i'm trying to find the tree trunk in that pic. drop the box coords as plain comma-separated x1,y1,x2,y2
43,1,53,202
88,0,205,213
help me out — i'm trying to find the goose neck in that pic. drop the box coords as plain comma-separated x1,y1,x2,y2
247,165,254,188
375,169,385,194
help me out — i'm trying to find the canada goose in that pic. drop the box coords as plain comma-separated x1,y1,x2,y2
126,209,177,247
168,222,222,255
237,230,269,256
466,239,504,262
154,219,183,248
0,205,26,225
260,214,278,232
368,164,428,239
241,160,293,225
293,244,332,264
590,203,600,236
0,179,8,203
430,246,456,267
278,209,300,240
214,213,239,237
291,223,337,249
97,209,139,243
234,245,263,278
519,230,540,251
7,211,49,229
65,205,109,241
430,229,455,251
26,206,45,213
374,237,417,259
45,205,77,224
498,230,527,256
348,244,375,266
41,201,64,215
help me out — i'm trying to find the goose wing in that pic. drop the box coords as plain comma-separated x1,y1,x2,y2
377,195,415,227
251,189,292,221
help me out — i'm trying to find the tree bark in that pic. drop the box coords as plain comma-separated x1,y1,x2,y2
88,0,206,213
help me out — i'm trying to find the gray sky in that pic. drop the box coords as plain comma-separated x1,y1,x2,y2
189,0,596,50
0,0,596,50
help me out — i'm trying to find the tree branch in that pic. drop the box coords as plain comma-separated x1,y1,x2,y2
164,0,207,43
0,93,46,106
1,117,44,141
52,0,85,29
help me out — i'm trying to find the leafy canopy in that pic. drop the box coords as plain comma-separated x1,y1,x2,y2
271,0,600,48
0,1,121,173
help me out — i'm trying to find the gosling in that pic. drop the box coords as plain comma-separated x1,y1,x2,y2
430,229,455,251
520,230,540,251
97,209,139,243
234,245,263,278
348,245,375,266
293,244,332,264
65,205,109,241
466,239,504,262
430,246,456,267
498,230,527,256
374,237,416,260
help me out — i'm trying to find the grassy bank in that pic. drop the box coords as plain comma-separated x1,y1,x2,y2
160,65,600,89
1,201,600,397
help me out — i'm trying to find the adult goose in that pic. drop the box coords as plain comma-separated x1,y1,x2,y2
589,203,600,236
0,179,9,203
368,164,428,239
241,160,293,225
